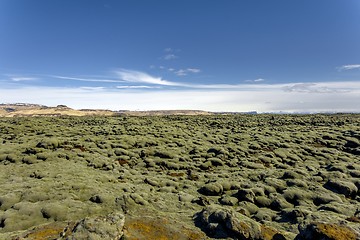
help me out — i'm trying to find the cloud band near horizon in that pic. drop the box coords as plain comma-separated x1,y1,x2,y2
1,68,359,113
1,81,359,113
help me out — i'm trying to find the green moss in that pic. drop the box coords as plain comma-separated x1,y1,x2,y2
41,203,68,221
6,154,21,163
22,155,38,164
0,114,360,236
36,138,60,149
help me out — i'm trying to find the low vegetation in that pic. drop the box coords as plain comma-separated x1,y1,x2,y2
0,114,359,239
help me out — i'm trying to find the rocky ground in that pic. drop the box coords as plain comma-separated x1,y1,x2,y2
0,114,359,239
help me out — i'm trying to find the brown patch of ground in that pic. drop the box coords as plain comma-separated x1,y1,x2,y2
123,215,207,240
12,222,72,240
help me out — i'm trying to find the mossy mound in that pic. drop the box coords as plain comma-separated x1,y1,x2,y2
0,114,359,239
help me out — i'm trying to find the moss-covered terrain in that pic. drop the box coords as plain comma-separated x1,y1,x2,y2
0,114,359,239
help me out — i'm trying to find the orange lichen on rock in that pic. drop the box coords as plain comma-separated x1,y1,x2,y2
12,222,71,240
123,216,206,240
316,223,359,240
261,225,283,240
299,222,360,240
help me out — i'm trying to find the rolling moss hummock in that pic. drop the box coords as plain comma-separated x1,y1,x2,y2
0,114,359,238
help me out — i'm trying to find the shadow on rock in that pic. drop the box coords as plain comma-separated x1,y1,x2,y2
194,205,290,240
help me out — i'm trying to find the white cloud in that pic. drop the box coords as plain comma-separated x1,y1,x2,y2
164,47,180,53
338,64,360,71
11,77,37,81
163,54,178,60
175,69,187,76
1,81,359,113
187,68,201,73
5,75,38,81
174,68,201,76
161,48,180,60
115,69,183,86
245,78,265,83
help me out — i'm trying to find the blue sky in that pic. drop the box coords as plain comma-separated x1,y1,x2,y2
1,0,360,112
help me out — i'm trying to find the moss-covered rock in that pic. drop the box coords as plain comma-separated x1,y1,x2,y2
199,182,224,196
324,179,358,199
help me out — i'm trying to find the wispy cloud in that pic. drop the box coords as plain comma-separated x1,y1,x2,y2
245,78,265,83
187,68,201,73
175,68,201,76
113,69,360,94
116,85,160,89
112,69,266,89
282,82,356,93
338,64,360,71
5,74,38,82
115,69,183,86
283,83,316,92
175,69,187,76
11,77,38,81
52,75,122,83
6,70,360,97
164,47,180,53
163,54,178,60
161,47,180,60
79,87,106,91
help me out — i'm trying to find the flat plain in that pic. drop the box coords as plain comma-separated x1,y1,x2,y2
0,114,359,239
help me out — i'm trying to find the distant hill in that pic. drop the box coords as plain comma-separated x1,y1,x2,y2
0,103,213,117
117,110,212,116
0,103,115,117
